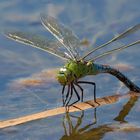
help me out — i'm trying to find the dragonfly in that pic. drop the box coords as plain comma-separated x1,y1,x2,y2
5,15,140,106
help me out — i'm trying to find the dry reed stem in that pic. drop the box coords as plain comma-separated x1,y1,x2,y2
0,92,139,129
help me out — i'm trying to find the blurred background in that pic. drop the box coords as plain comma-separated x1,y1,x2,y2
0,0,140,140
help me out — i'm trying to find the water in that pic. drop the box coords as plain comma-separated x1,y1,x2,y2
0,0,140,139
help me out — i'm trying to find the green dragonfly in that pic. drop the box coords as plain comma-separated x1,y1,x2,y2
5,15,140,106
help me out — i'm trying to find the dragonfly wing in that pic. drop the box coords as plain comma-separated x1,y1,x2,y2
91,40,140,61
5,31,71,60
82,23,140,60
40,14,81,60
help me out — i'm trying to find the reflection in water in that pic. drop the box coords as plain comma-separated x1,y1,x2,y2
61,109,98,140
114,96,139,123
60,96,139,140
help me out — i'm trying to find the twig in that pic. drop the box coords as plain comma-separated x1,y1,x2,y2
0,92,139,129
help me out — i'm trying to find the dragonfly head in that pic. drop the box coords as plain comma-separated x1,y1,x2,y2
57,66,75,85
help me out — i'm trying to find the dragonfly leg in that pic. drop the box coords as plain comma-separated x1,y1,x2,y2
68,84,80,106
77,81,97,103
64,85,70,106
74,83,84,102
65,84,73,106
62,85,65,106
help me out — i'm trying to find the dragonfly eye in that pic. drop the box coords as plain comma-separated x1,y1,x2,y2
60,67,67,73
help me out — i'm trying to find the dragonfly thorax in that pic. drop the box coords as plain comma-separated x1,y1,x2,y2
57,60,93,85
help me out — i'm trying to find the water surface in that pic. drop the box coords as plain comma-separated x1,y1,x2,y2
0,0,140,139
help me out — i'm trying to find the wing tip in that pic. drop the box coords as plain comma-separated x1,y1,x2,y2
40,14,57,24
2,30,12,39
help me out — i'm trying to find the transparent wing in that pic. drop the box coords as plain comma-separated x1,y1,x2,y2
90,40,140,61
4,31,72,60
81,23,140,60
40,14,81,60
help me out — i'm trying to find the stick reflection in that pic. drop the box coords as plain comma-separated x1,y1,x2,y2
60,95,139,140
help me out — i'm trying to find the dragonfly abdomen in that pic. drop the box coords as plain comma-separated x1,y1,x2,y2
93,63,140,92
